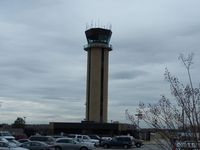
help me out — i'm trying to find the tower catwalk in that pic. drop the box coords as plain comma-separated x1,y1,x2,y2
84,27,112,123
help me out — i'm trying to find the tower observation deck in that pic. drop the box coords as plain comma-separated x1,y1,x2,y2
84,27,112,123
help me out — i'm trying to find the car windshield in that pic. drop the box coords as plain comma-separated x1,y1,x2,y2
83,136,90,140
89,135,100,139
67,135,75,138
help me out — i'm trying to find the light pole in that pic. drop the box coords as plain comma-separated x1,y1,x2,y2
23,116,26,124
135,110,143,129
135,110,143,139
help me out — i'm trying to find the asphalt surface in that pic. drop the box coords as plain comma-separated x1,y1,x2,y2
97,144,160,150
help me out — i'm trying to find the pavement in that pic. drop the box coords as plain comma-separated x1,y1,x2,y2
96,143,160,150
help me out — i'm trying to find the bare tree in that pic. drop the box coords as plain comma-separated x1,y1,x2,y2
126,53,200,150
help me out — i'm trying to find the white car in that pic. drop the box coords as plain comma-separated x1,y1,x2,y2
0,137,21,147
0,141,28,150
67,134,99,146
8,140,21,147
75,138,96,148
0,137,9,142
0,131,15,141
176,141,200,150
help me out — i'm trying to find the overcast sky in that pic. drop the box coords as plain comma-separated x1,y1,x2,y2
0,0,200,124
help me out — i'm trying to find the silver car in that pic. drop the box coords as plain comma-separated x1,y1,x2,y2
0,141,28,150
55,137,95,150
20,141,55,150
0,131,15,141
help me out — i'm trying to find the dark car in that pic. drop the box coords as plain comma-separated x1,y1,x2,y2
101,136,133,149
20,141,54,150
29,136,55,145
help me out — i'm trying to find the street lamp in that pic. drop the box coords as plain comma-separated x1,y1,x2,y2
135,110,143,129
23,116,26,124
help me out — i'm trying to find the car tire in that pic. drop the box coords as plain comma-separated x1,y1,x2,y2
123,144,129,149
55,146,62,150
135,143,141,148
80,147,88,150
103,144,109,149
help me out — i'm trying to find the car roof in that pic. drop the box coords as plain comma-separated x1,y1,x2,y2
56,137,73,141
30,135,52,137
23,141,48,145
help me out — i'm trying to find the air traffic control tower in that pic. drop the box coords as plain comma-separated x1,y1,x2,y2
84,27,112,123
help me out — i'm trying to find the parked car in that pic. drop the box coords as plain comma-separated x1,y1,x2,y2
67,134,99,146
0,141,28,150
88,135,100,141
0,137,21,147
0,131,15,140
29,136,55,145
101,136,133,149
0,137,9,142
55,137,95,150
9,139,21,147
18,139,31,143
88,135,101,146
101,137,112,141
175,140,200,150
99,137,112,145
52,135,64,139
131,137,143,148
20,141,55,150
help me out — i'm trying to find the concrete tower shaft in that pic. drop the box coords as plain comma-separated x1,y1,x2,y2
84,28,112,123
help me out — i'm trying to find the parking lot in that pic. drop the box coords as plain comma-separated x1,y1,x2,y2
96,144,160,150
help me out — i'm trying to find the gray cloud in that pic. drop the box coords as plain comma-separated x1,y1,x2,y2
110,70,148,80
0,0,200,123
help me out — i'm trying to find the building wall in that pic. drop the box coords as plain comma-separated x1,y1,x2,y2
49,122,135,136
86,47,109,123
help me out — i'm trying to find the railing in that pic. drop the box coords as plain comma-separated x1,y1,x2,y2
84,43,112,50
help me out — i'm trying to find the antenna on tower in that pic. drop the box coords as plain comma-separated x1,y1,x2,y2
86,23,88,30
86,20,112,30
106,23,109,29
91,20,93,28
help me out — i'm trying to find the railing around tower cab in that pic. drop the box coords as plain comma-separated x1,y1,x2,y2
84,43,112,51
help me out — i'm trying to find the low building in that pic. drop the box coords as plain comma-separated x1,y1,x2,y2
49,121,135,136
